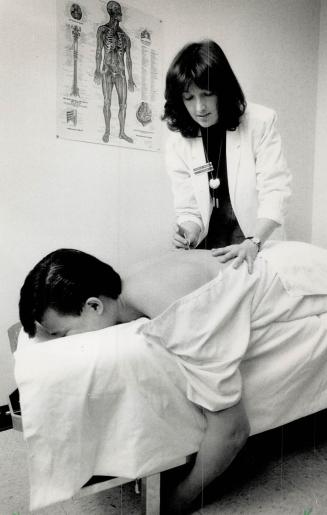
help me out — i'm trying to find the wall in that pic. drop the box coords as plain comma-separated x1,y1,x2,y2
0,0,321,402
312,0,327,246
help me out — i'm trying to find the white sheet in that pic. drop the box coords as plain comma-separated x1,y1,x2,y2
15,242,327,511
142,243,327,418
260,240,327,296
15,321,205,511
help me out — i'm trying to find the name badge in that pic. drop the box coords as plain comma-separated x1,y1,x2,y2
193,162,214,175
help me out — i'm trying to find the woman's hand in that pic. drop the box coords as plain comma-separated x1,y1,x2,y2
173,222,201,249
212,239,259,273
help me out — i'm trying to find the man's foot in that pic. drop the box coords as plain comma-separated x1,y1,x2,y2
119,132,133,144
102,131,110,143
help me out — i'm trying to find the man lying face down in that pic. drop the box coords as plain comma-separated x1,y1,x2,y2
19,242,327,513
19,247,250,513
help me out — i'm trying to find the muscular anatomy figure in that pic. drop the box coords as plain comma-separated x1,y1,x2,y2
94,1,135,143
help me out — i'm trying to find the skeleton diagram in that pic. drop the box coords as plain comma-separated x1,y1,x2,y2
94,1,135,144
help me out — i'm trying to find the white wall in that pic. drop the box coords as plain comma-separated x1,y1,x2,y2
0,0,321,403
312,0,327,246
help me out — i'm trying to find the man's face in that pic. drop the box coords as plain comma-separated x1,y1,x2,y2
108,4,122,21
40,299,114,338
115,7,122,20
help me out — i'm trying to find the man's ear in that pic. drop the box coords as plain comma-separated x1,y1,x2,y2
84,297,104,315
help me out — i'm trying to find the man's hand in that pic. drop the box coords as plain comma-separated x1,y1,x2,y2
128,78,136,92
94,70,102,85
212,239,259,274
173,222,201,249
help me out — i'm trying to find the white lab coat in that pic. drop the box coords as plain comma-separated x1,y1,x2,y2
166,102,292,242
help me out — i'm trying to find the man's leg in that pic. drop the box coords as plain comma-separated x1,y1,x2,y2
163,400,250,514
116,75,133,143
101,73,114,143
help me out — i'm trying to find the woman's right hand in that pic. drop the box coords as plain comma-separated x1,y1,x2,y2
173,222,201,249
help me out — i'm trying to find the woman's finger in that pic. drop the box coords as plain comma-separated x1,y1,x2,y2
212,246,233,256
246,255,254,274
173,234,188,248
233,250,246,269
174,241,187,249
218,250,239,263
246,250,257,274
174,233,185,243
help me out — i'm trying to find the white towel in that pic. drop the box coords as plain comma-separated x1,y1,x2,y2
15,320,204,510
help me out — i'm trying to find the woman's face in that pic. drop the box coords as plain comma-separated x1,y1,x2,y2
182,82,218,128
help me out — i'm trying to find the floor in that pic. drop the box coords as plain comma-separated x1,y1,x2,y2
1,410,327,515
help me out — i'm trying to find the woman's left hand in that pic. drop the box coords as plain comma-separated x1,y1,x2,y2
212,239,259,274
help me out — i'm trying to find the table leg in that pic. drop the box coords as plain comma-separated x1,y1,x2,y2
141,472,161,515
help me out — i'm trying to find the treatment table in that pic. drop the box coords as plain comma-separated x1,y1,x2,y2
10,242,327,513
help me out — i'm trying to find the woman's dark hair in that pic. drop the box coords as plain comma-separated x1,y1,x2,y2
162,40,246,137
19,249,122,337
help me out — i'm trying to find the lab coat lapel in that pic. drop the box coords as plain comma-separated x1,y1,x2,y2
190,136,211,228
226,129,241,205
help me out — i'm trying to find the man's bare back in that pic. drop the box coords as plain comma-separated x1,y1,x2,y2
122,250,225,319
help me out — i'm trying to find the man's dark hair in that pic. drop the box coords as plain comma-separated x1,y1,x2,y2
162,40,246,137
19,249,122,337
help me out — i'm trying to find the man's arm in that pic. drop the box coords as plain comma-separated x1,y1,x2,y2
94,26,104,84
125,35,135,91
166,401,250,513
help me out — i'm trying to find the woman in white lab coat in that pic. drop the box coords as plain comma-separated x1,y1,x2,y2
163,40,292,272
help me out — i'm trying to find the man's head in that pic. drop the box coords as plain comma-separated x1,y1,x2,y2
107,1,122,20
19,249,122,338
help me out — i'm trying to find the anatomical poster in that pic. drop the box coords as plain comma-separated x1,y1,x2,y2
56,0,162,151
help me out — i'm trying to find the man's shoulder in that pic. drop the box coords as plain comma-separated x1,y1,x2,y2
117,27,130,40
97,23,110,32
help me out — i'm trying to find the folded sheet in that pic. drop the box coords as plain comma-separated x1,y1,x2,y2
15,320,204,510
